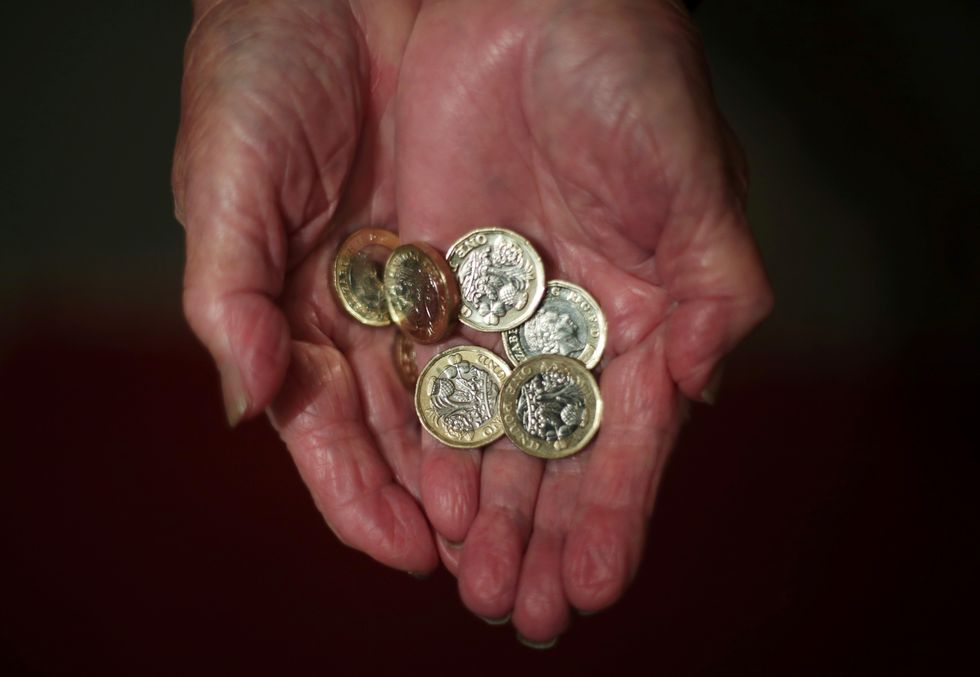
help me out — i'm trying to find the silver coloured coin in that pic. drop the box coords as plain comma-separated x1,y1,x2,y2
445,228,546,332
502,280,607,369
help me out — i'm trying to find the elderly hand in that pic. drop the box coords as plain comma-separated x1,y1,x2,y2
173,0,772,645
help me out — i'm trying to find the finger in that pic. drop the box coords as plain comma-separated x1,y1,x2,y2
657,204,773,402
178,145,292,426
412,334,498,544
510,457,581,643
269,340,438,573
173,0,363,423
457,440,543,621
562,331,680,612
419,419,481,543
347,336,424,500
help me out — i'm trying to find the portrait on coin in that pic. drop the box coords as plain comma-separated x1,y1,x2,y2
523,308,587,358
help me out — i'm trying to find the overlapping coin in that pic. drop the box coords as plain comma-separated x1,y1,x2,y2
384,243,460,344
332,228,399,326
392,331,419,391
500,354,602,459
502,280,607,369
445,228,546,332
415,345,511,449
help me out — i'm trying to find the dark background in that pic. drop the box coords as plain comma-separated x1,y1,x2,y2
2,1,977,674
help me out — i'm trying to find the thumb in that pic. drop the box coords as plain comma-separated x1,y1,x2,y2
659,169,774,403
176,134,291,426
172,0,364,425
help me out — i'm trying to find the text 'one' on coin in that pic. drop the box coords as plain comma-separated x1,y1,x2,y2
500,354,602,459
445,228,545,332
503,280,607,369
332,228,400,327
384,242,461,344
415,345,511,449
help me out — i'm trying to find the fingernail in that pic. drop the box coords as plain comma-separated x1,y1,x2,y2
219,362,249,427
407,570,431,580
576,608,599,617
476,613,510,626
701,362,726,405
516,633,558,650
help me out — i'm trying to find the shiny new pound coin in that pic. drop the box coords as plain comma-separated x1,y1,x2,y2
502,280,607,369
500,354,602,459
445,228,545,332
415,345,511,449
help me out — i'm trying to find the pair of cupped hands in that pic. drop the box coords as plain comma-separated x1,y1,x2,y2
172,0,772,645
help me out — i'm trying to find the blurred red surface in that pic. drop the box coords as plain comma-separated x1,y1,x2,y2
1,309,973,675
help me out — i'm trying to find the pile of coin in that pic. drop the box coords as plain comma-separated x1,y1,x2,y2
332,227,606,459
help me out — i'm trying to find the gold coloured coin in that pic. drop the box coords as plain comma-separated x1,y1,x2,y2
502,280,607,369
445,228,546,332
500,354,602,459
415,345,511,449
392,330,419,391
384,243,461,344
332,228,400,326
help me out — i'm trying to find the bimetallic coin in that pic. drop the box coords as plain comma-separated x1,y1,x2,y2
445,228,546,332
502,280,607,369
392,331,419,391
332,228,400,326
415,346,511,449
384,243,461,344
500,354,602,459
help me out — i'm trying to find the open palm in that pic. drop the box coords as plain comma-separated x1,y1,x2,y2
173,0,771,644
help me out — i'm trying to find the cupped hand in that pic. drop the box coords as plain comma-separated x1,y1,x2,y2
173,0,438,573
397,0,771,643
173,0,772,643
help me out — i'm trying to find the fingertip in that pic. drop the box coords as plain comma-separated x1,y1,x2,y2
190,290,291,425
699,360,725,405
231,293,292,415
218,360,249,427
512,532,570,643
436,534,463,577
335,484,439,574
516,633,559,650
675,358,723,405
457,509,524,620
562,512,635,613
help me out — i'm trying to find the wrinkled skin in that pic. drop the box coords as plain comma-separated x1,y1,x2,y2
173,0,772,643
